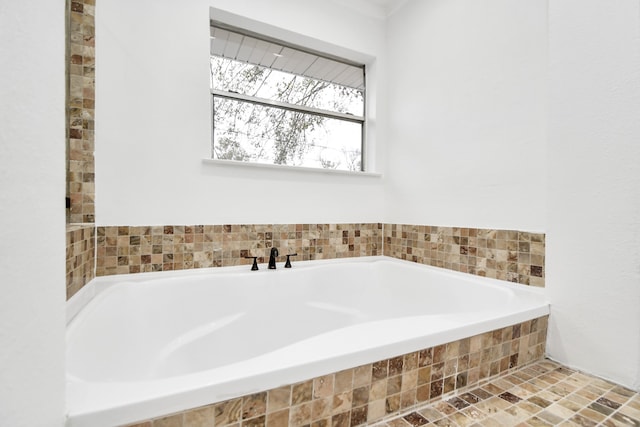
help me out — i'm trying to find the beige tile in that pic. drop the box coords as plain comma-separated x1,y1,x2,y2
183,405,214,427
267,386,290,413
153,414,183,427
367,399,386,422
335,369,355,393
289,402,312,427
332,391,353,415
265,409,288,427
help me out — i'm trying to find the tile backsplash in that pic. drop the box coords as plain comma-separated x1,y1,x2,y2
96,223,383,277
383,224,545,287
66,0,96,224
66,222,546,298
66,224,95,299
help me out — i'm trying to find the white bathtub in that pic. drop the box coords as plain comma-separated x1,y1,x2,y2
66,256,549,427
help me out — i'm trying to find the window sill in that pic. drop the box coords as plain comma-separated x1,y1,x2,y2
202,158,382,177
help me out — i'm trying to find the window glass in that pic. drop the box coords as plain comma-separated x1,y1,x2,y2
210,23,365,172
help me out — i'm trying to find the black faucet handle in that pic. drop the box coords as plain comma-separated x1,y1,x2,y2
284,253,298,268
244,256,259,271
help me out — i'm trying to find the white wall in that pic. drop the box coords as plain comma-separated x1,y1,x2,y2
384,0,547,231
97,0,640,392
95,0,387,226
0,0,67,425
386,0,640,390
546,0,640,390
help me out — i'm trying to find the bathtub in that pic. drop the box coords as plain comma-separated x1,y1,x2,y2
66,256,549,427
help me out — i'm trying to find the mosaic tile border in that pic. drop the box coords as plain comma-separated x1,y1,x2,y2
66,0,96,224
66,224,95,299
96,223,382,277
383,224,545,287
123,316,548,427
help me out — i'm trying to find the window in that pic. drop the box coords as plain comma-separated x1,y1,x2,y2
210,21,366,172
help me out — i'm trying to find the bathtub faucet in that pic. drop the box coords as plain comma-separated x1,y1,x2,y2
268,247,279,269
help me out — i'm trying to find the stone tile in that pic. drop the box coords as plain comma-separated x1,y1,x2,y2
402,412,429,426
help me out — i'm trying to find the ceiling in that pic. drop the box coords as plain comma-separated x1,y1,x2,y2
332,0,408,19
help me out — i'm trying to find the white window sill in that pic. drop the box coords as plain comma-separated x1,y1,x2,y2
202,158,382,177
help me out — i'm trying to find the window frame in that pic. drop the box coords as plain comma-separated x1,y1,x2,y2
209,19,368,173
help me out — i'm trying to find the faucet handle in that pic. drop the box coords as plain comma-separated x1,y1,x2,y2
244,256,259,271
284,253,298,268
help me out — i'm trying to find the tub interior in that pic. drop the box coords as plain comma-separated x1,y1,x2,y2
67,258,539,382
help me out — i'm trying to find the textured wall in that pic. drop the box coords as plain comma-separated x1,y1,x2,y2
384,0,547,230
546,0,640,391
95,0,387,226
0,0,67,425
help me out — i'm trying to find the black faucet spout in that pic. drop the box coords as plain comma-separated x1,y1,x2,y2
268,247,279,269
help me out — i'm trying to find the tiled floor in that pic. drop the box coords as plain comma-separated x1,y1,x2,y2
371,359,640,427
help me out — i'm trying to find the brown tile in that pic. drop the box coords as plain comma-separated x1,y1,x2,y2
587,401,615,416
243,415,265,427
311,419,330,427
389,357,404,376
243,392,267,419
416,384,430,403
611,411,640,426
350,406,368,426
314,375,333,399
153,414,182,427
289,402,312,427
447,396,470,410
430,380,443,399
184,405,214,427
370,380,387,401
596,396,622,410
354,365,372,387
311,398,331,420
417,367,431,386
388,375,402,395
352,386,370,407
214,399,242,426
386,394,401,414
499,391,522,404
470,388,494,400
432,401,457,417
568,414,598,427
291,381,312,405
266,409,288,427
403,412,429,426
373,360,389,381
332,411,350,427
333,391,353,415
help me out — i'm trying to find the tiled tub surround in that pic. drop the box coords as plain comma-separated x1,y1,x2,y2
66,224,95,299
66,257,548,426
384,224,545,287
95,223,382,277
122,317,548,427
66,0,96,224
